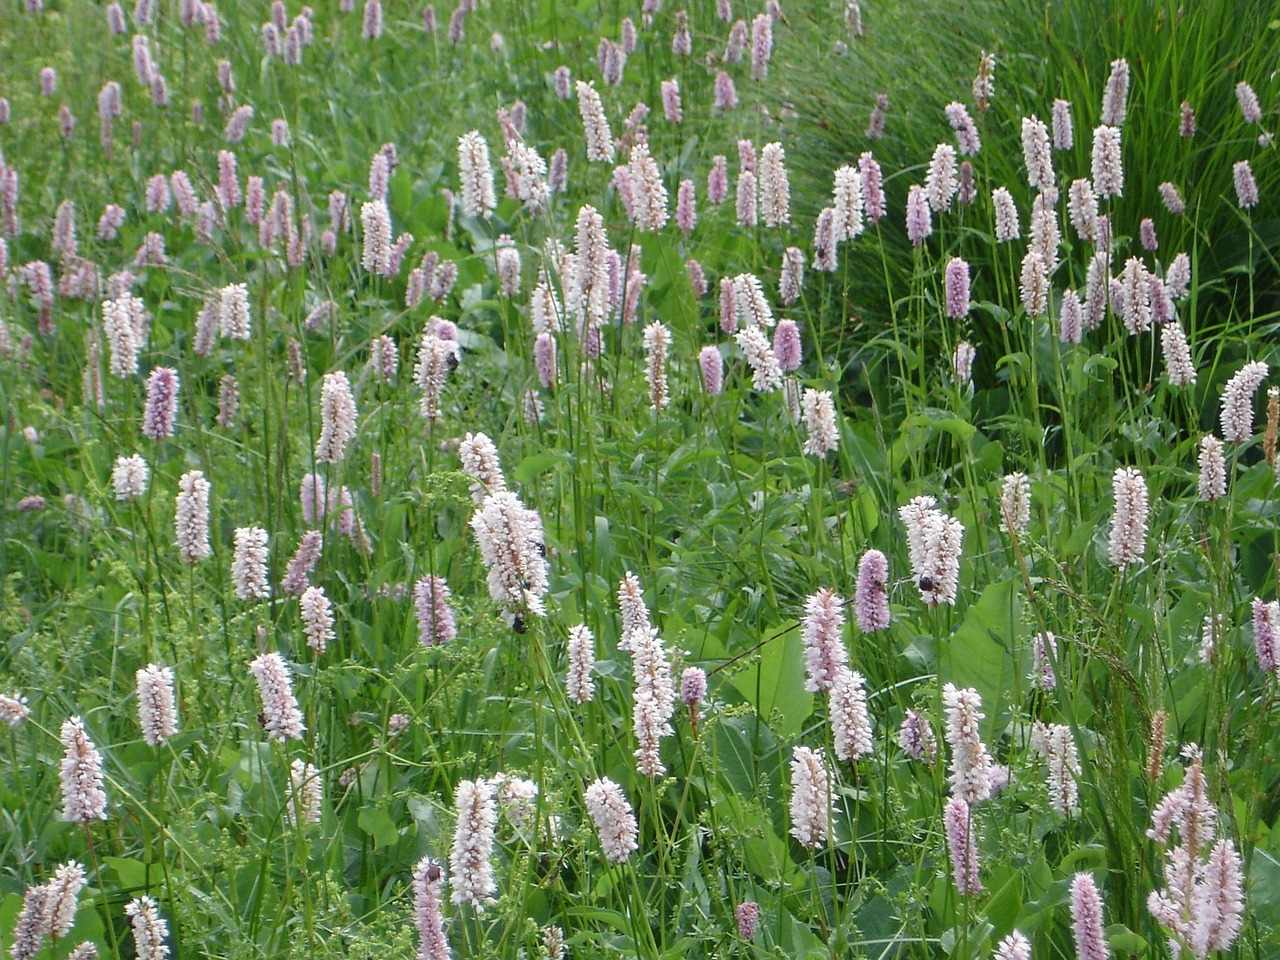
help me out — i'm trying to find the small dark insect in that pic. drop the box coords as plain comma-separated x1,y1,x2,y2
256,711,268,727
917,576,935,593
536,540,547,558
512,615,527,634
445,351,460,372
425,863,442,883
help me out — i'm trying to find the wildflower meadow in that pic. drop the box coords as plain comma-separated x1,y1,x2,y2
1,0,1279,957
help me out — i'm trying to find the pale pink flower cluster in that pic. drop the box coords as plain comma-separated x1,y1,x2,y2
999,472,1031,535
286,759,322,826
992,187,1019,242
457,131,496,218
759,142,790,226
584,777,638,862
942,683,994,805
789,746,830,848
566,624,596,703
414,574,457,646
60,717,108,822
944,797,982,895
1253,598,1279,673
1108,467,1148,570
1020,115,1053,192
628,141,668,232
899,495,964,605
643,321,670,410
413,859,450,960
300,586,335,653
1031,721,1079,815
113,454,149,501
174,470,212,564
136,664,177,746
1071,873,1110,960
232,526,270,601
459,432,506,503
315,371,357,463
1162,322,1196,388
801,389,838,456
801,588,848,692
576,82,614,163
470,491,549,617
854,549,889,632
829,667,873,762
1198,436,1226,501
1219,360,1268,441
450,778,498,909
898,709,936,762
1091,125,1123,198
413,323,461,420
924,143,958,212
0,692,30,726
248,652,305,741
43,860,87,939
125,896,170,960
1146,746,1245,958
1031,630,1058,690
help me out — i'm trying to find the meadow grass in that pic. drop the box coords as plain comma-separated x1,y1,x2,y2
0,1,1277,958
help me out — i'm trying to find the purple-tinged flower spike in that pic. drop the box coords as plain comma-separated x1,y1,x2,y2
174,470,212,564
675,179,696,233
899,709,936,762
945,102,981,155
699,345,724,396
1091,126,1123,198
944,257,970,319
628,141,668,232
707,154,729,204
1253,598,1279,673
1099,57,1130,125
459,432,506,503
1139,217,1157,251
1233,160,1259,208
853,549,889,632
218,282,251,339
801,588,848,692
789,746,831,848
865,93,888,138
361,198,393,276
906,185,931,246
660,78,682,123
1198,436,1226,501
1158,181,1185,216
857,152,884,223
1220,360,1268,441
11,885,50,960
60,717,108,822
1108,467,1148,570
248,652,305,741
1071,873,1111,960
413,859,450,960
750,12,772,80
125,896,170,960
972,50,995,110
944,798,982,895
812,208,838,272
773,319,802,372
993,931,1031,960
584,777,638,862
566,624,596,703
299,586,335,654
802,389,838,457
942,683,993,804
714,71,737,112
280,531,322,596
1236,81,1262,123
735,168,757,227
1051,97,1074,150
830,165,865,242
576,82,614,163
1067,179,1098,241
534,332,557,388
470,491,549,617
136,664,177,746
102,297,139,377
450,778,498,910
829,667,873,761
735,902,759,940
414,574,457,646
141,367,180,440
